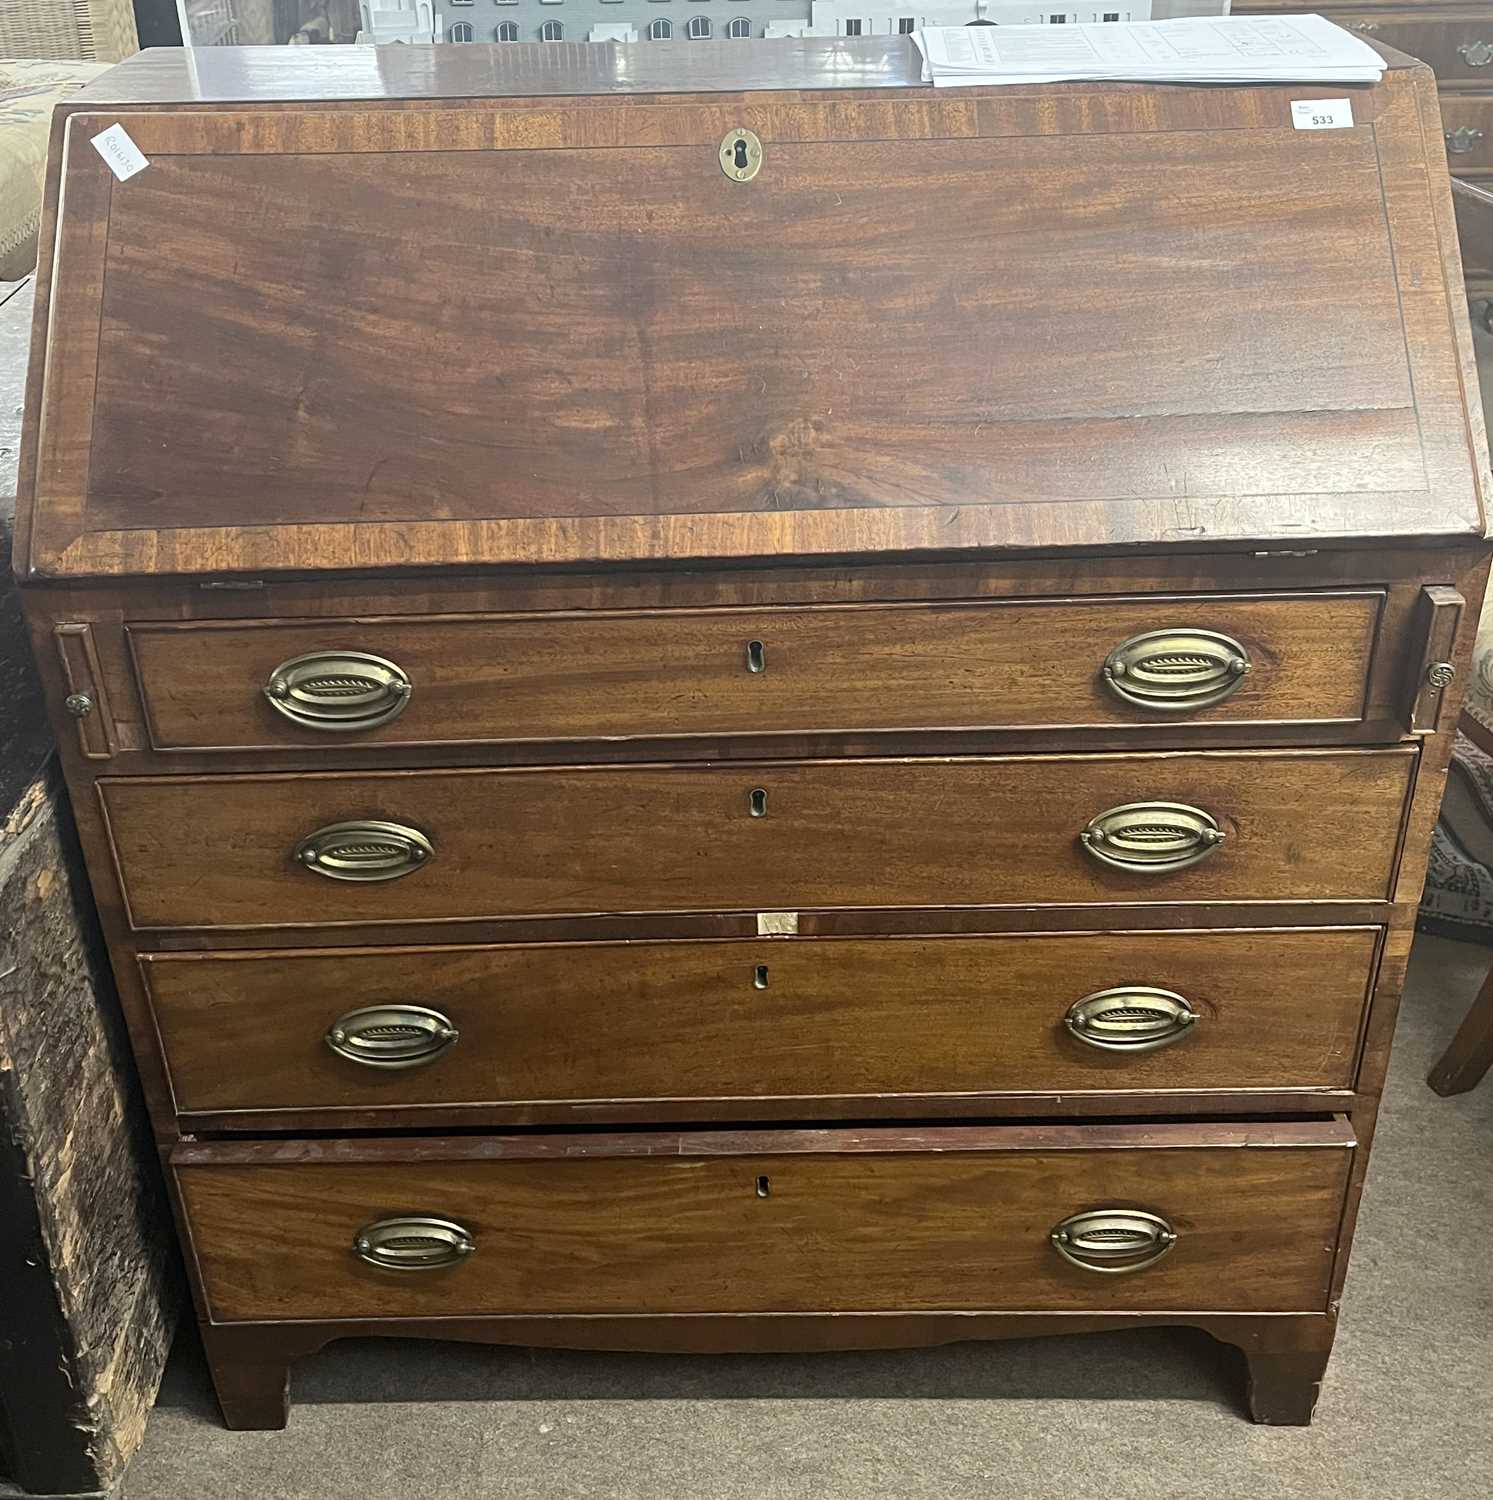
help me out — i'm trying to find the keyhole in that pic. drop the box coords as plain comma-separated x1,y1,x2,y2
733,139,750,171
754,964,770,989
755,1175,771,1198
746,639,766,674
749,787,768,818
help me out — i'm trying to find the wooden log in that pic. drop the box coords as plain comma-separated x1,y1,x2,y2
0,278,178,1495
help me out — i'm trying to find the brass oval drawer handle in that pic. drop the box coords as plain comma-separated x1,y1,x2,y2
264,650,412,732
1064,986,1199,1053
1446,126,1486,155
326,1004,459,1069
1080,801,1224,873
1050,1209,1177,1275
296,820,433,882
1459,40,1493,67
1102,628,1250,712
353,1216,474,1271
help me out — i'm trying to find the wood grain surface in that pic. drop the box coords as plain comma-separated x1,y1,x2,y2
98,749,1415,931
175,1127,1353,1322
10,36,1490,1431
83,131,1413,529
14,54,1485,578
124,591,1383,753
141,927,1379,1116
19,549,1476,780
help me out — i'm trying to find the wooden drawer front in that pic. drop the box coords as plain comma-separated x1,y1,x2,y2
1333,16,1493,86
145,929,1378,1118
100,750,1414,931
1439,98,1493,170
125,593,1383,752
175,1124,1354,1323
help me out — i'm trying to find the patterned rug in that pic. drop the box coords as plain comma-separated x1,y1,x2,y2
1420,731,1493,943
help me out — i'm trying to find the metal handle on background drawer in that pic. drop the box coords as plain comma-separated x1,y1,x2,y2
1447,126,1487,155
264,650,412,731
1064,986,1199,1053
295,820,433,881
1079,801,1224,873
325,1004,460,1068
353,1216,474,1271
1101,628,1250,712
1050,1210,1177,1275
1460,41,1493,67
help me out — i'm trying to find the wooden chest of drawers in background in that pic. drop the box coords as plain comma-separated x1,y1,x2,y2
14,38,1491,1428
1239,2,1493,301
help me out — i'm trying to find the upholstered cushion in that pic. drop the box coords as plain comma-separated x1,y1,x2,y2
0,60,110,280
1463,604,1493,741
1419,819,1493,943
1423,732,1493,942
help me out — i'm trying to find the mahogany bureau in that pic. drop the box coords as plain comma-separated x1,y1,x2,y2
14,38,1492,1429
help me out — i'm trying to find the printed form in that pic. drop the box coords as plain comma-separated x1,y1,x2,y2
914,14,1385,86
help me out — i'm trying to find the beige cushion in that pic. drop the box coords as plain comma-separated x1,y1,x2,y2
0,59,110,280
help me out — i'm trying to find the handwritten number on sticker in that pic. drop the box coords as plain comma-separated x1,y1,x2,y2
90,124,149,182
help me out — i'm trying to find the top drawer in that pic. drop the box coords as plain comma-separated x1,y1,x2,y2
126,592,1382,753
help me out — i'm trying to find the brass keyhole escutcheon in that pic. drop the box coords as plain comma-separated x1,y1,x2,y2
720,128,763,182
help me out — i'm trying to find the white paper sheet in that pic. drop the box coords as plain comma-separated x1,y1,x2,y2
914,14,1384,88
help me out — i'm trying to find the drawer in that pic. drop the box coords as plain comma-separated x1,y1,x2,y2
144,928,1379,1119
173,1122,1355,1323
124,592,1384,752
1335,15,1493,86
99,749,1415,931
1439,98,1493,169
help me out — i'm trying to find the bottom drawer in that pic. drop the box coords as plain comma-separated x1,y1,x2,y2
176,1122,1353,1323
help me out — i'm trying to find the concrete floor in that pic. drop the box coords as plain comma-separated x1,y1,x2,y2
117,933,1493,1500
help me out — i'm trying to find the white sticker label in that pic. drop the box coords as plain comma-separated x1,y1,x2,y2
1291,99,1354,132
91,124,149,181
756,911,799,936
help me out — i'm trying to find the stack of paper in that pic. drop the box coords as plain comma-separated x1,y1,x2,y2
913,14,1385,89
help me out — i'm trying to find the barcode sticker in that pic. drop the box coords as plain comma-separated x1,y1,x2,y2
91,123,149,182
756,911,799,936
1291,99,1354,131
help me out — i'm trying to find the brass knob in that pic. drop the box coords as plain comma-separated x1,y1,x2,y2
1460,40,1493,67
64,692,95,718
1446,126,1485,155
1426,661,1456,689
1050,1209,1177,1275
